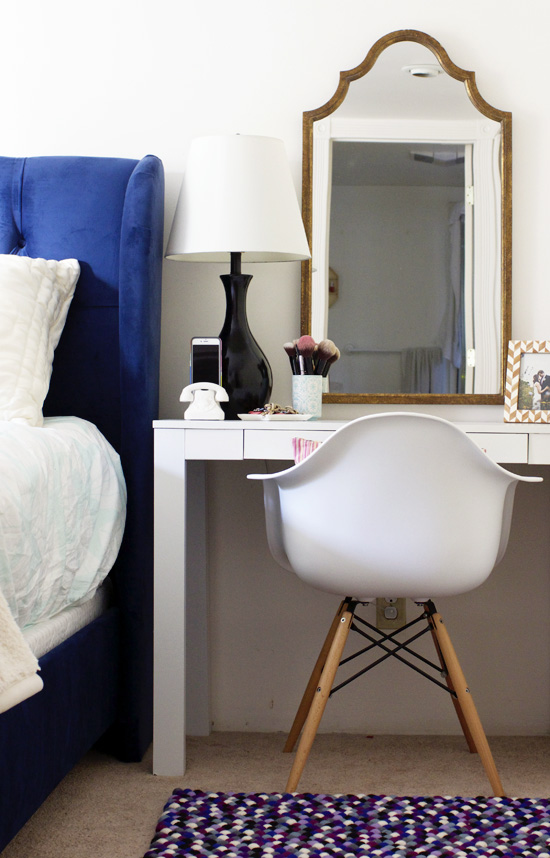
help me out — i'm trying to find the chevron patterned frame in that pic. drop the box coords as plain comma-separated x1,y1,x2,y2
504,339,550,422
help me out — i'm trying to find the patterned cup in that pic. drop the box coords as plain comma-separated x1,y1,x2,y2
292,375,323,420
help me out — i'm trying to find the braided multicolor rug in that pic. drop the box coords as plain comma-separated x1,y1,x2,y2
144,789,550,857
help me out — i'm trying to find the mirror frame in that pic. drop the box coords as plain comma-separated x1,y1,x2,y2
301,29,512,404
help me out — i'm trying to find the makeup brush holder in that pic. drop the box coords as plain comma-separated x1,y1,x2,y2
292,375,323,420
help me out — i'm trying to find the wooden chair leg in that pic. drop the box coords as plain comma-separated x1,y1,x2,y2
284,600,345,753
429,608,505,797
426,610,477,754
285,601,354,792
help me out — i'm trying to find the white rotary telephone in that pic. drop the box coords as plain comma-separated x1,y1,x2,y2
179,382,228,420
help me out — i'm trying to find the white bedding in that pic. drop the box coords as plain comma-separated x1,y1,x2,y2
23,582,112,658
0,416,127,630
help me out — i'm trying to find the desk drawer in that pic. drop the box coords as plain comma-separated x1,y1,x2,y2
466,432,528,463
184,429,243,460
244,429,528,463
528,433,550,464
244,429,335,460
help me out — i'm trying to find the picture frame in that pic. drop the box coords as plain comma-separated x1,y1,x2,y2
504,340,550,422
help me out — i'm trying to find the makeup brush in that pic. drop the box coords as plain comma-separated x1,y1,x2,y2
322,346,340,377
283,342,298,374
296,335,316,374
314,339,337,375
312,342,319,370
292,338,301,373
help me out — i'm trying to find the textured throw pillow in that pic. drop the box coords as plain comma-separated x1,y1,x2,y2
0,254,80,426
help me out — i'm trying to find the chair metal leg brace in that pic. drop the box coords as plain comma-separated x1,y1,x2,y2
285,599,355,793
332,615,451,697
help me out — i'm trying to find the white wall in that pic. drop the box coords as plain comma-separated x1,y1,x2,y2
3,0,550,735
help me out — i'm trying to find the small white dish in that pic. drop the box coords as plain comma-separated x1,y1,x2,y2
238,413,313,421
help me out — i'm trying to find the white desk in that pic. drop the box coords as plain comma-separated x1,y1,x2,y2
153,417,550,776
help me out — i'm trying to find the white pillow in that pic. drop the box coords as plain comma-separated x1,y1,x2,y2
0,254,80,426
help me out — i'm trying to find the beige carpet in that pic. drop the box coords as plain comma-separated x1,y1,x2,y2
2,733,550,858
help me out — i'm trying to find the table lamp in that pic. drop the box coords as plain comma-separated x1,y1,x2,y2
165,134,311,419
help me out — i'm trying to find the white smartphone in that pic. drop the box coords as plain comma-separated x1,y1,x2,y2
190,337,222,386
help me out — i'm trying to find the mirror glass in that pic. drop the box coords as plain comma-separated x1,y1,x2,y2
301,30,511,403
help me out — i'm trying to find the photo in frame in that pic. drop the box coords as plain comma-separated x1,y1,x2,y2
504,340,550,422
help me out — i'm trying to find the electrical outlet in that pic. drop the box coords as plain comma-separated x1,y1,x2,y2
376,598,406,630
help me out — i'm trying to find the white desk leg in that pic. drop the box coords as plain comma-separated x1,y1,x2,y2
185,460,211,737
153,428,187,775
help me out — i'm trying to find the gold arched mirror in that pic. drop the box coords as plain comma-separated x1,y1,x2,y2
301,30,511,404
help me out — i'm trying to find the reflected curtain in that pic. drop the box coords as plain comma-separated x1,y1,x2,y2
438,201,465,370
401,346,447,393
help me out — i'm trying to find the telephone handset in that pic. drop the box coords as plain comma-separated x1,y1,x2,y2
180,382,228,420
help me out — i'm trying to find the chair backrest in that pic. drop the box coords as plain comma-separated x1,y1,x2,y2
248,413,541,600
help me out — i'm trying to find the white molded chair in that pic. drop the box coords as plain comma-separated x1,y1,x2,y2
248,413,542,795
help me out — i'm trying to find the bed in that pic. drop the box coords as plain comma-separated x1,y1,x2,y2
0,154,164,851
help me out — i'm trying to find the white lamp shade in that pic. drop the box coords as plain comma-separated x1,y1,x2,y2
165,135,311,263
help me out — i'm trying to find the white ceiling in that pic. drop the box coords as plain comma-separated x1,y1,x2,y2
332,140,466,187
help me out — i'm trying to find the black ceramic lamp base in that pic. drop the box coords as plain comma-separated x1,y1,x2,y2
219,271,273,420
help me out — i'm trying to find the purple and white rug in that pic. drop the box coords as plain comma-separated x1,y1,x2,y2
144,789,550,856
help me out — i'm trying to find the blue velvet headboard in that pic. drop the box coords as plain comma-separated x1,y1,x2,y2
0,154,164,759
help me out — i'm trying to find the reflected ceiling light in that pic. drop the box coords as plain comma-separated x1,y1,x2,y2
409,147,465,166
402,64,443,78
